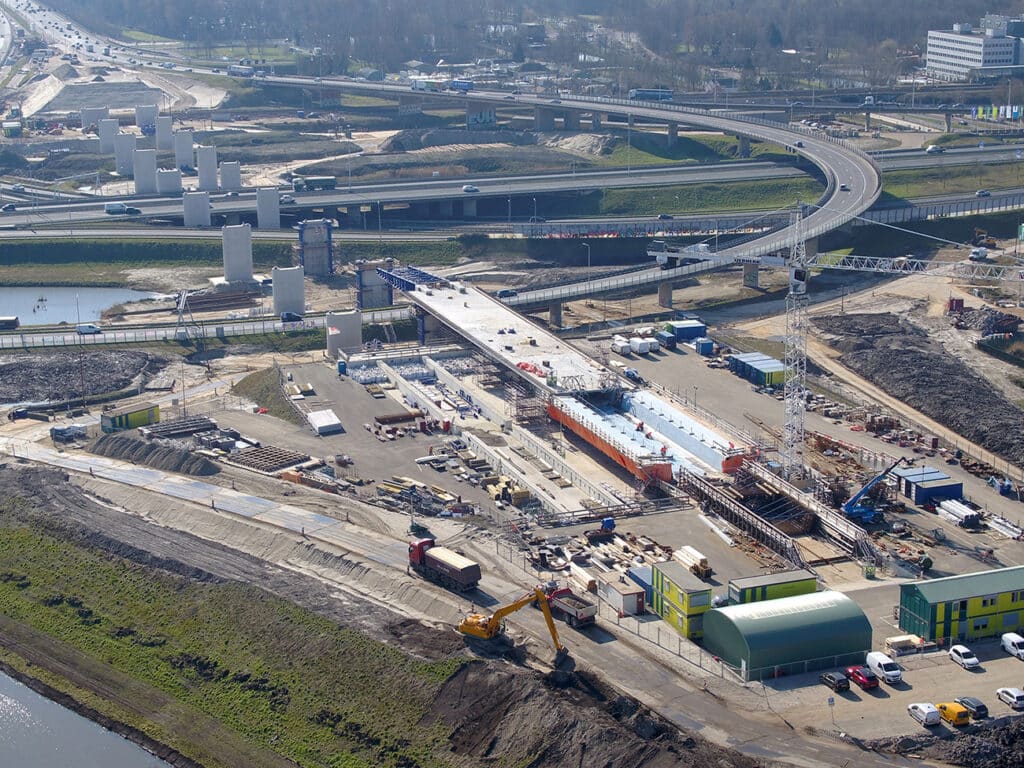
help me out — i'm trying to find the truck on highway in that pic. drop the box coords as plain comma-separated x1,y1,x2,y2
408,537,481,592
535,583,597,628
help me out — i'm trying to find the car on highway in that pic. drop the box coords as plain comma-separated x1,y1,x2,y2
844,665,878,690
948,644,980,669
907,702,940,727
657,213,674,220
224,191,239,197
954,696,989,719
996,687,1024,709
936,702,971,726
1,203,15,212
976,189,991,197
280,312,303,323
924,145,945,154
838,183,850,192
279,194,296,204
818,671,849,692
528,216,546,223
10,184,25,192
461,184,479,193
550,99,562,104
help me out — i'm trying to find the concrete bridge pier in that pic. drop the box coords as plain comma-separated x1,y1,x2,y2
463,198,477,217
225,212,242,226
806,236,818,259
564,111,581,131
439,199,454,218
742,262,760,289
548,301,563,327
657,281,673,308
864,111,872,131
590,113,602,130
534,107,556,130
667,122,678,148
944,112,953,133
737,135,751,158
416,309,445,346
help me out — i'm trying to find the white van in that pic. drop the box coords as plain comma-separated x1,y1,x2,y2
1002,632,1024,659
75,323,102,335
866,651,902,684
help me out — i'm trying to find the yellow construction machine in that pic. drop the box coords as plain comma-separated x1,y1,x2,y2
458,587,568,659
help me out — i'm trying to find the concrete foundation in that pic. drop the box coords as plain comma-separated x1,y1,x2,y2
156,168,183,196
173,130,194,170
132,149,158,194
134,104,158,129
657,281,673,308
97,118,119,154
113,133,136,176
272,265,305,316
155,115,173,150
256,187,281,229
220,161,242,190
222,223,254,283
183,191,211,227
196,145,218,190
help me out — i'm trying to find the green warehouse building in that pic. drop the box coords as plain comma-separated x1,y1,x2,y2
651,561,712,639
899,565,1024,642
702,591,872,681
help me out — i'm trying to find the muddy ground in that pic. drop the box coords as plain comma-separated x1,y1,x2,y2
813,310,1024,466
870,718,1024,767
0,350,167,404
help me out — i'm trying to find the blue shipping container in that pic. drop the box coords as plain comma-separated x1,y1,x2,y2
627,565,653,607
694,337,714,356
655,330,677,349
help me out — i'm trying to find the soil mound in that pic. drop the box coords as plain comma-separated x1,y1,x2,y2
381,129,532,152
89,434,220,476
871,717,1024,767
0,350,166,404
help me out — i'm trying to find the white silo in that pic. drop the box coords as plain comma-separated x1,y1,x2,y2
272,266,305,316
222,223,254,282
196,145,218,190
156,168,183,196
155,115,173,150
114,133,137,176
79,106,108,130
98,118,119,153
132,149,158,194
173,130,194,170
256,187,281,229
134,104,158,129
219,161,242,190
183,191,211,227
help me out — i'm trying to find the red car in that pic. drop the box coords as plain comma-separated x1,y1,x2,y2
844,665,879,690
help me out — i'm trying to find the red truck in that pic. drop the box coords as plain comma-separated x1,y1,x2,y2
408,538,481,592
535,584,597,628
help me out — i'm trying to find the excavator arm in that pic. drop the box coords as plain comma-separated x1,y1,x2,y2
458,588,568,659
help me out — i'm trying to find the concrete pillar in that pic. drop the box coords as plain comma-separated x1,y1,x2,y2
657,281,673,308
79,106,108,130
805,237,818,260
563,112,580,131
439,199,454,218
864,111,871,130
222,223,254,283
548,301,562,327
256,187,281,229
590,113,602,130
667,122,678,148
132,148,158,194
183,191,211,227
113,133,136,176
156,168,182,196
173,130,194,170
97,118,119,153
945,112,952,133
134,104,158,129
737,135,751,158
534,107,556,130
463,198,477,217
197,145,218,190
742,263,760,289
155,115,173,150
219,161,242,190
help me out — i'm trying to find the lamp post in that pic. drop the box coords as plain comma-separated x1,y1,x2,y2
581,242,591,271
377,200,382,241
692,385,698,411
533,197,537,221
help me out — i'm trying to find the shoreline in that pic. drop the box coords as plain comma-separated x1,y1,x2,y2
0,655,202,768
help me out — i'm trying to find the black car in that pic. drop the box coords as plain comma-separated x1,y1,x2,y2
819,671,850,692
954,696,989,719
1,203,16,212
280,312,303,323
657,213,674,220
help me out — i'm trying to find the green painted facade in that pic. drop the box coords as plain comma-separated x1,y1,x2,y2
101,402,160,433
728,569,818,604
899,566,1024,642
652,561,711,639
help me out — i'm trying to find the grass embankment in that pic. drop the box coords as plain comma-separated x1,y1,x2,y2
600,178,821,215
231,367,307,425
0,514,460,768
882,160,1024,200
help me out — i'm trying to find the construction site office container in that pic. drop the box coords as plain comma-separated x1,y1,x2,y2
655,330,677,350
667,320,707,341
728,569,818,605
652,561,712,637
627,565,654,607
913,478,964,505
899,565,1024,642
100,402,160,433
693,337,714,356
597,571,645,616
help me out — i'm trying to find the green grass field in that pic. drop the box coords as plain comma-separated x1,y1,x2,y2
231,367,308,425
882,160,1024,199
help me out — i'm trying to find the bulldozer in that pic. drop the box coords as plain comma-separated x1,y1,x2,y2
973,228,997,248
458,587,568,661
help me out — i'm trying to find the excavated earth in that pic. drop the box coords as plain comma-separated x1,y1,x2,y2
0,351,166,404
813,311,1024,465
870,717,1024,767
89,434,220,476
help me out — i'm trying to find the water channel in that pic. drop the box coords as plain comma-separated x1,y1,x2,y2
0,286,164,326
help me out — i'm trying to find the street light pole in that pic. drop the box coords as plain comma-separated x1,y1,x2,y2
581,242,591,271
692,385,698,411
533,197,537,221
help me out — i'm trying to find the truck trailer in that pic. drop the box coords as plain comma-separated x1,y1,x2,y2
408,538,481,591
536,584,597,628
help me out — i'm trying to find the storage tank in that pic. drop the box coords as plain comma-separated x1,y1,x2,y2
173,130,194,170
134,104,158,129
155,115,173,150
256,187,281,229
113,132,136,176
219,161,242,190
197,145,218,190
222,223,254,282
97,118,119,153
132,149,158,194
156,168,183,196
272,265,305,315
182,191,211,227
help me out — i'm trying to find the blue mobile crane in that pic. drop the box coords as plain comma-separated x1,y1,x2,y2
842,457,912,523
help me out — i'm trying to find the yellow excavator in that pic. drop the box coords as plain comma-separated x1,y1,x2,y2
458,587,568,659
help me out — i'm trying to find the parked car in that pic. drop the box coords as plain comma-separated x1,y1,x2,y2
461,184,479,193
976,189,991,197
908,703,940,727
949,644,980,669
936,702,971,726
844,665,879,690
280,312,303,323
954,696,989,719
819,671,849,692
996,687,1024,709
866,651,902,684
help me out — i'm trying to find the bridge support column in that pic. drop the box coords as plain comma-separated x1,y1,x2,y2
945,112,952,133
563,111,581,131
805,237,818,259
742,263,760,289
864,111,871,130
462,198,477,217
590,113,602,130
439,199,454,218
416,309,445,346
737,135,751,158
534,107,556,130
666,122,678,148
657,281,673,308
225,212,242,226
548,301,563,328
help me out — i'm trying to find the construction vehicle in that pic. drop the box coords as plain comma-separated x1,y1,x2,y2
842,457,912,523
973,228,997,249
459,587,568,659
584,516,618,544
408,538,481,592
534,582,597,628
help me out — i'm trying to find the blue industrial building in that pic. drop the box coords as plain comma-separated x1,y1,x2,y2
891,465,963,505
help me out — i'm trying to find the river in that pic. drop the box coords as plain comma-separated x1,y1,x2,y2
0,286,165,326
0,671,170,767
